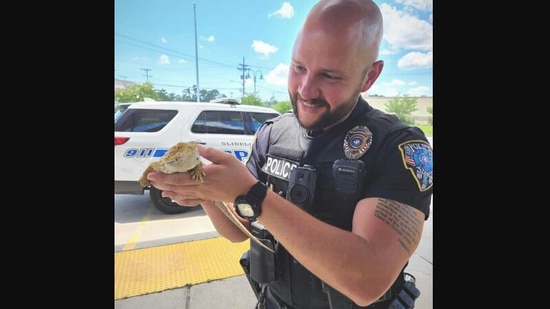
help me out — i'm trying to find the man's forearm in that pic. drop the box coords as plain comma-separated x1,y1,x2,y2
201,200,251,242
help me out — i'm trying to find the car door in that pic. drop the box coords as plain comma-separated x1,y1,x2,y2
187,109,254,163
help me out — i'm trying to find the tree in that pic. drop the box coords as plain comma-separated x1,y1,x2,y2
156,89,182,101
266,94,278,107
115,82,161,103
115,81,231,104
384,95,418,124
426,106,433,125
201,89,225,102
240,94,264,106
272,101,292,114
178,86,226,102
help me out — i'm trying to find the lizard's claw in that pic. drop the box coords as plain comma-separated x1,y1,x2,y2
190,165,206,183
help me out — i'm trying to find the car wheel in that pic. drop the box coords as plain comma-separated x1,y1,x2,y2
149,187,199,214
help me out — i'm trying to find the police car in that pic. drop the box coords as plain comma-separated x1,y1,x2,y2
114,98,280,214
114,102,132,122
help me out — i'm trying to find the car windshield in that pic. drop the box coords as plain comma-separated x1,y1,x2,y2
114,103,131,122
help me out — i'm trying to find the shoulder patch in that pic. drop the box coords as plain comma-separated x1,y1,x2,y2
398,140,433,192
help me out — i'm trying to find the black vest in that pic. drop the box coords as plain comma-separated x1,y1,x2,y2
258,99,408,309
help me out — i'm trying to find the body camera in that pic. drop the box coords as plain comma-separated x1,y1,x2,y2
286,165,317,212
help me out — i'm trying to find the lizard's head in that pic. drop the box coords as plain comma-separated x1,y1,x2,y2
161,142,202,172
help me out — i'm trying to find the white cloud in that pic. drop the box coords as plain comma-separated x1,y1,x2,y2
159,54,170,65
369,84,401,97
268,2,294,18
384,79,407,86
397,51,432,69
395,0,433,11
251,40,278,58
369,82,430,97
406,85,430,96
265,63,289,86
380,48,397,56
161,37,168,44
379,3,432,52
200,35,215,42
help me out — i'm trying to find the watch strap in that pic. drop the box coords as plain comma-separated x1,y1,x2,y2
248,181,268,202
234,181,268,220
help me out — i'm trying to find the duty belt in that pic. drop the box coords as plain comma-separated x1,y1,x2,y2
256,285,289,309
260,284,392,309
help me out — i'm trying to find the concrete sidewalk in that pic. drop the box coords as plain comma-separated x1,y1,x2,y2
114,202,432,309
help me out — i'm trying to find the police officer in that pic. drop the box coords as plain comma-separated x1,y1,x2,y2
147,0,433,308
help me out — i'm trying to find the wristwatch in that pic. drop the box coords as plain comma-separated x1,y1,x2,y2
234,181,268,221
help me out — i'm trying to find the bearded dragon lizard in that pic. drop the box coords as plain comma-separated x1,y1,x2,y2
139,141,275,253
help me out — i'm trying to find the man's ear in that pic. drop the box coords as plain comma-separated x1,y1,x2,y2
361,60,384,92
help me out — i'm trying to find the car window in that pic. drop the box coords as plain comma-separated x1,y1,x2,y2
249,112,279,132
115,109,178,132
114,109,126,122
191,110,246,135
114,103,132,122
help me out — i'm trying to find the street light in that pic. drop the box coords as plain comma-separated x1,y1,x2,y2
246,69,263,95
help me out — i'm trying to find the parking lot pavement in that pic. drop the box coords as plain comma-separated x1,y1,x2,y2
115,199,433,309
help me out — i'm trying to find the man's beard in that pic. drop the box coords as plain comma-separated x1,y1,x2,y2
290,88,361,131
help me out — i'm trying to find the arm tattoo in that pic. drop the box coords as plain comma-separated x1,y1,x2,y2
374,199,421,254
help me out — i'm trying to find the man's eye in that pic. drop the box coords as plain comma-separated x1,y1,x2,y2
293,65,306,73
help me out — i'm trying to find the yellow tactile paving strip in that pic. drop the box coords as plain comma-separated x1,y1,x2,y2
115,237,250,300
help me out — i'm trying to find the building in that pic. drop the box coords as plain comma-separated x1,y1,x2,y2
115,79,136,90
361,93,432,124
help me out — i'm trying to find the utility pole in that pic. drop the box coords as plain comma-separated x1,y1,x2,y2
249,70,263,95
141,68,152,82
237,57,250,97
193,4,200,102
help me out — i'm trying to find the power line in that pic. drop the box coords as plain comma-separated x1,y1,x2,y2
115,33,288,100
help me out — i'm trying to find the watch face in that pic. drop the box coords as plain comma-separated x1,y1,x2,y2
237,203,255,217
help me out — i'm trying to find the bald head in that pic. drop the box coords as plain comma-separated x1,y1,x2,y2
288,0,385,130
302,0,383,64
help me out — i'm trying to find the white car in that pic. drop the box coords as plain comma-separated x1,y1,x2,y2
114,99,280,214
114,102,132,122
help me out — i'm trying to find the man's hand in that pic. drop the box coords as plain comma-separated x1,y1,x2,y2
147,144,257,203
144,143,274,253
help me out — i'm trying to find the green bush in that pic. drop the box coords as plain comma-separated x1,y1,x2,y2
417,124,432,136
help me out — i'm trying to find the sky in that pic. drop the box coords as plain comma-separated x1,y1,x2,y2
114,0,433,102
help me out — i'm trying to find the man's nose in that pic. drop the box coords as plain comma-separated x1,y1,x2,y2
298,74,320,100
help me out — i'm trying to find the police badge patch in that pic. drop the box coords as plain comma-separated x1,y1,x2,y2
398,140,433,192
343,125,373,159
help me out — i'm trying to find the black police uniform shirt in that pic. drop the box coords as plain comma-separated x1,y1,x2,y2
243,96,433,308
246,97,432,222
